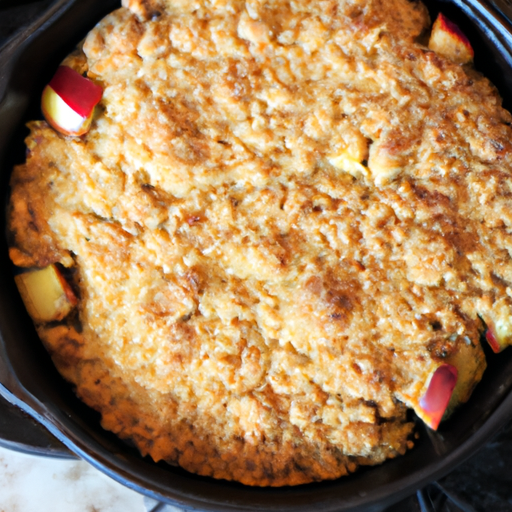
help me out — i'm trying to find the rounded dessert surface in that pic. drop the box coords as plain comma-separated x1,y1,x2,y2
8,0,510,485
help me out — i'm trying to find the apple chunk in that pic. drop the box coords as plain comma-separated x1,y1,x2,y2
485,327,502,353
480,308,512,353
15,264,77,323
41,66,102,136
396,339,485,430
428,13,474,65
483,321,512,353
418,364,458,430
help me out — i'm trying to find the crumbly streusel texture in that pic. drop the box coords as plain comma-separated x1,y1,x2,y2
12,0,512,485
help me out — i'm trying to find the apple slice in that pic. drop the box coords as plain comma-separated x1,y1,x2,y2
15,264,78,323
479,307,512,353
417,364,458,430
41,66,102,136
483,321,512,353
485,327,502,353
428,13,474,65
395,339,484,430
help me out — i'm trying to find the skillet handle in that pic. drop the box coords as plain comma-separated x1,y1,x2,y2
0,0,74,105
0,387,76,459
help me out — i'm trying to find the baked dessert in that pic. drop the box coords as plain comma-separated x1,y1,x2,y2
8,0,511,486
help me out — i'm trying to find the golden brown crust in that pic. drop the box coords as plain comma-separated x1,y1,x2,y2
9,126,74,269
7,0,506,486
38,322,414,486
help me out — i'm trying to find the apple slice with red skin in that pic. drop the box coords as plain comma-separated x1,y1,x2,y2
428,13,474,65
397,339,485,430
15,264,78,323
418,364,458,430
485,327,502,353
41,66,102,136
483,323,512,353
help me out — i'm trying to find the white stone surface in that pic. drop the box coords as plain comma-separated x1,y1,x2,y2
0,445,146,512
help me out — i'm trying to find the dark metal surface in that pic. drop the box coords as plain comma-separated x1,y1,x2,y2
0,0,75,460
0,392,74,458
2,1,512,511
0,0,54,50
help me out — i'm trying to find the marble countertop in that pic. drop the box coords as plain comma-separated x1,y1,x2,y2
0,445,146,512
0,442,190,512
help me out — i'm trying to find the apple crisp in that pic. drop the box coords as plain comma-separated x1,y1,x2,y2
12,0,512,485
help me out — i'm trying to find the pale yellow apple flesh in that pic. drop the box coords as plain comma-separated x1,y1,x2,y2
428,13,474,65
15,264,77,323
41,86,94,137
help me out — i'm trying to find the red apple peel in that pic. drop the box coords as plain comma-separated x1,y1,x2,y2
429,13,474,64
436,14,473,56
485,328,501,353
42,66,103,136
54,266,78,307
48,66,102,117
419,364,458,430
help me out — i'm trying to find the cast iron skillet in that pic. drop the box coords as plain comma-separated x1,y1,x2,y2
2,0,512,510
